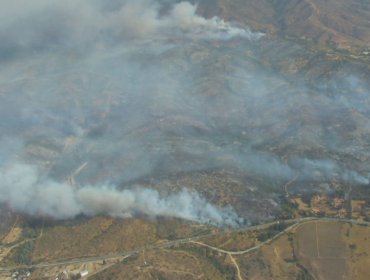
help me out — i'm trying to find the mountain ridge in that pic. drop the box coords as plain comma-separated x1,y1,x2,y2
197,0,370,51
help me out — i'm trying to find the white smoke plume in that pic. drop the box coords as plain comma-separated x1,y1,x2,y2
161,2,263,40
296,158,370,185
0,0,263,56
0,0,259,226
0,163,242,227
1,0,369,226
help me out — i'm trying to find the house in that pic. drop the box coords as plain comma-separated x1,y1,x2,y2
80,270,89,278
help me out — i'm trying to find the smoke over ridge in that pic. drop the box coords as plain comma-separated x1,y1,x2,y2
0,0,263,225
1,0,370,225
0,0,262,57
0,163,241,227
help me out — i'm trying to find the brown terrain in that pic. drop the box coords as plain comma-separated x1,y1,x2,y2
198,0,370,51
1,218,370,279
1,1,370,279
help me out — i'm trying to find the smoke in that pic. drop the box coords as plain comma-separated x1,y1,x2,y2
0,0,262,58
1,0,370,225
219,149,369,185
292,158,369,185
162,2,263,40
0,163,241,227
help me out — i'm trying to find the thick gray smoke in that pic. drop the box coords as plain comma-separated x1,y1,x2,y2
0,163,241,227
1,0,370,225
0,0,261,225
0,0,262,57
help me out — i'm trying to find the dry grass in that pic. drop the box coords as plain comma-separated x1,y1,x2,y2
0,273,12,280
260,234,299,279
295,222,318,259
294,221,350,280
201,230,258,251
2,227,22,245
32,217,157,262
316,222,349,258
31,216,209,263
294,198,310,211
4,217,370,279
236,251,274,279
29,258,120,280
89,247,227,280
347,224,370,280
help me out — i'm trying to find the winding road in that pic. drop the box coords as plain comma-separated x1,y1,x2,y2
0,217,369,273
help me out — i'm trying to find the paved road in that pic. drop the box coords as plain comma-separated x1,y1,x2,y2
0,217,369,272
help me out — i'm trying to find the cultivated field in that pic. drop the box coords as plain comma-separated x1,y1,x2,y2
294,221,350,280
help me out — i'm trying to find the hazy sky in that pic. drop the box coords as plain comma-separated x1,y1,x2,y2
0,0,369,224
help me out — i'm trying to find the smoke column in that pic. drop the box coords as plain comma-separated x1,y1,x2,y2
0,0,262,226
1,0,370,225
0,0,263,55
0,163,242,227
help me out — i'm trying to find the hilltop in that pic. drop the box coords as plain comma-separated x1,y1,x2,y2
198,0,370,51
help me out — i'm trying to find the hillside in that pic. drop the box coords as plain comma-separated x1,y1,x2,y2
198,0,370,51
1,1,370,279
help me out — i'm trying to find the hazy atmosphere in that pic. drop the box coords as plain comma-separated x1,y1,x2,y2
1,0,370,226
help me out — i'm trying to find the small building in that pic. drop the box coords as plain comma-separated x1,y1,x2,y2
80,270,89,278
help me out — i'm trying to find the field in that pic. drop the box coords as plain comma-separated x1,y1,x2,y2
347,224,370,279
30,217,211,263
198,230,258,251
89,248,229,280
2,218,370,279
294,221,350,280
